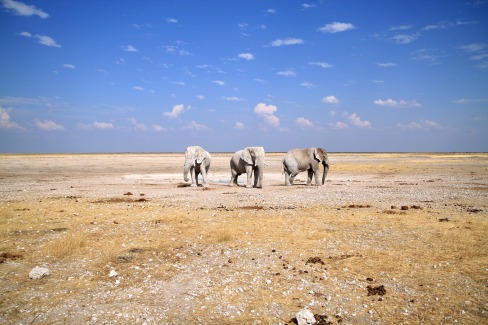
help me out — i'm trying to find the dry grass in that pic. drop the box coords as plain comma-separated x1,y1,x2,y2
0,153,486,324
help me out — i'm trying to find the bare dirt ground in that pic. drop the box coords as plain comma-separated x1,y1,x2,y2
0,152,487,324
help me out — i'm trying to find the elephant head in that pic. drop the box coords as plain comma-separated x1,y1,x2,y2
184,146,207,182
240,146,265,167
314,148,330,185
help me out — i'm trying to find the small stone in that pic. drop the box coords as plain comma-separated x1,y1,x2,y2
29,266,50,279
109,269,118,278
296,308,316,325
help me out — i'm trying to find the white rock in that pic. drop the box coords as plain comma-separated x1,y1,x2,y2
29,266,50,279
296,308,316,325
109,269,118,278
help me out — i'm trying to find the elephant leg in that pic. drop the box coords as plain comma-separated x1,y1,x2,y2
229,170,237,187
313,168,322,186
289,173,297,185
245,165,253,188
200,166,209,187
234,174,241,186
254,167,263,188
306,169,314,186
189,167,197,187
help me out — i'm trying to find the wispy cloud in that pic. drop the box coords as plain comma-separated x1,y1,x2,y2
122,45,138,52
166,17,178,23
234,121,245,130
410,49,446,65
459,43,488,69
343,112,372,128
302,3,316,9
318,22,355,33
222,96,244,102
296,117,314,128
93,121,114,129
183,120,209,131
390,25,413,31
308,62,334,69
35,120,64,131
397,119,444,130
322,96,340,104
20,32,61,48
374,99,421,108
238,53,255,60
270,38,304,46
129,118,148,131
62,64,76,69
132,86,144,91
0,107,25,130
2,0,49,18
377,62,397,67
277,69,296,77
454,97,488,104
212,80,226,86
300,82,315,89
392,33,419,44
162,42,192,56
163,104,188,118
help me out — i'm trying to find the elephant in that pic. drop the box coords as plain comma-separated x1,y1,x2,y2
183,146,211,187
282,147,329,186
229,146,265,188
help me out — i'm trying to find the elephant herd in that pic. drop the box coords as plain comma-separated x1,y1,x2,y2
183,146,330,188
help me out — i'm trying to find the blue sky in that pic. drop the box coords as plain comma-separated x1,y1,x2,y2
0,0,487,153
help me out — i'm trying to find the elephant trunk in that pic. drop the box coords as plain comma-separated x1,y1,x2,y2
183,160,192,182
322,161,329,185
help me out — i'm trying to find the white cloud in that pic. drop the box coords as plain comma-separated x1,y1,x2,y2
270,38,304,47
397,120,444,130
459,43,487,53
93,121,114,129
171,81,186,86
123,45,138,52
212,80,226,86
62,64,75,69
2,0,49,18
343,112,372,128
374,99,421,108
392,33,419,44
308,62,334,69
254,102,280,128
36,34,61,48
235,121,245,130
331,121,349,129
322,96,340,104
302,3,316,9
222,96,244,101
254,78,267,84
390,25,413,31
296,117,314,128
277,70,296,77
454,98,488,104
238,53,255,60
196,95,205,100
318,22,355,33
300,82,314,88
183,120,209,131
166,17,177,23
266,9,276,14
152,125,168,132
129,118,148,131
132,86,144,91
21,32,61,48
0,107,24,130
35,120,64,131
377,62,397,67
163,104,188,118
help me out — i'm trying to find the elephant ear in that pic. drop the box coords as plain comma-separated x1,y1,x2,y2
313,149,322,163
240,148,254,165
195,148,207,164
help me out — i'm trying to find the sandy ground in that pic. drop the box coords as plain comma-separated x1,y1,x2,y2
0,152,487,324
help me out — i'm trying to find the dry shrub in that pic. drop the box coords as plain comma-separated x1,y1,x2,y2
43,233,87,258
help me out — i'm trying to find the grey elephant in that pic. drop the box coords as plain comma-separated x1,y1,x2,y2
183,146,211,187
282,148,329,186
229,146,265,188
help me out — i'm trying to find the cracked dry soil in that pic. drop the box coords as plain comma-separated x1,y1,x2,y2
0,153,487,324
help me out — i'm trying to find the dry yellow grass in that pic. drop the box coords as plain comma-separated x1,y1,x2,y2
0,153,486,324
